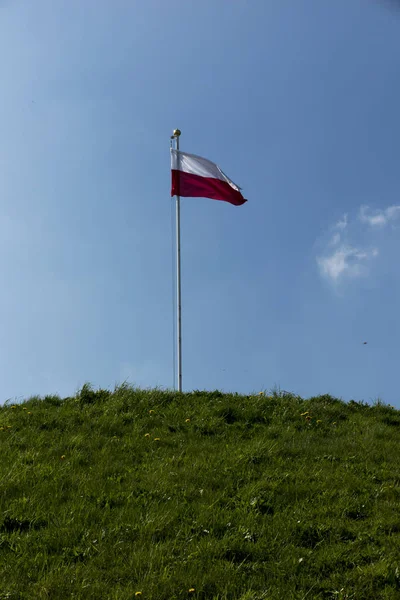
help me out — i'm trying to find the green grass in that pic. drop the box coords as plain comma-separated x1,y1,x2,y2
0,385,400,599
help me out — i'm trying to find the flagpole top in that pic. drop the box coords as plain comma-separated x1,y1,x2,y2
172,129,181,137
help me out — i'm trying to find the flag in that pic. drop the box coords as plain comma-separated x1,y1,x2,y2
171,149,247,206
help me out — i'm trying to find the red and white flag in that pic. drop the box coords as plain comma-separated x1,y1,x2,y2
171,149,247,206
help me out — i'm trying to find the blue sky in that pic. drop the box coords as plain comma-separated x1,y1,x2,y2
1,0,400,405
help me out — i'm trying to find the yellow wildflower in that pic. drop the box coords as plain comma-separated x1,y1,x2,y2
23,407,27,410
11,406,16,409
333,422,337,425
28,412,32,414
144,433,150,438
60,455,66,460
188,589,195,594
185,418,190,423
149,410,154,414
135,593,142,597
317,420,322,423
154,438,160,441
300,411,309,416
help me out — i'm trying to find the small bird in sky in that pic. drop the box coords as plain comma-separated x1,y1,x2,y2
363,342,368,345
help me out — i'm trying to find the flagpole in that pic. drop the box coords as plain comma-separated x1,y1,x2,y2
173,128,182,392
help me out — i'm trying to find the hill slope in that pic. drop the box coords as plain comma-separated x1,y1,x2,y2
0,386,400,599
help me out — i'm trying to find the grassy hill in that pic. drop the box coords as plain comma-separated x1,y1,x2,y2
1,385,400,599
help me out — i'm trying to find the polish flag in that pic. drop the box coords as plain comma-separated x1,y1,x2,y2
171,149,247,206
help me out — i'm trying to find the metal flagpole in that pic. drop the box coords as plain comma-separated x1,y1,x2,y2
172,128,182,392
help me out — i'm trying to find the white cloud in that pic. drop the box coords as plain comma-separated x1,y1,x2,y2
335,214,348,230
327,214,347,247
359,205,400,227
330,232,341,246
317,205,398,286
317,245,378,282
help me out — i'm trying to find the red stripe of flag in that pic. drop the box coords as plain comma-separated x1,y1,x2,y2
171,170,247,206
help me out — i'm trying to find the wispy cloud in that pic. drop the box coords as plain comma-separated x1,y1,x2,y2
327,214,347,248
317,245,378,282
359,205,400,227
330,232,341,246
317,204,400,284
335,214,348,231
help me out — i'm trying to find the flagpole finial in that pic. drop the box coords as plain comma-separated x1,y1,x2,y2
173,129,181,137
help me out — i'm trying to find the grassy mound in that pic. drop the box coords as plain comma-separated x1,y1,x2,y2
0,385,399,599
